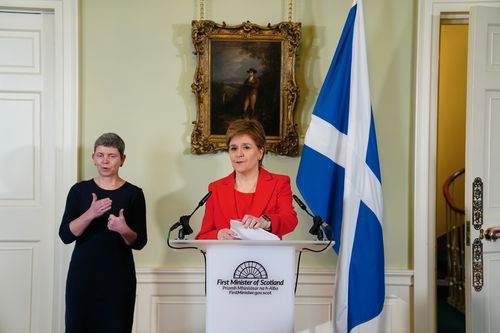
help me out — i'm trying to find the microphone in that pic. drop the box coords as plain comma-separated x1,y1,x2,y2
293,194,311,216
292,194,331,240
170,191,212,239
197,191,212,207
293,194,309,213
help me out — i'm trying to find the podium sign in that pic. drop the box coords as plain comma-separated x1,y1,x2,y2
205,244,295,333
168,240,331,333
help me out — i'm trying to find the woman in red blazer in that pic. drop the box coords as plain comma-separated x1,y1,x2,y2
196,119,298,240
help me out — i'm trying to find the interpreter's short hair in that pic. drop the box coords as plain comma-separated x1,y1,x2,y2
226,119,266,165
94,133,125,158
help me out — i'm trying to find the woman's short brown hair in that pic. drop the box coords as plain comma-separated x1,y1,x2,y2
226,119,266,165
94,133,125,158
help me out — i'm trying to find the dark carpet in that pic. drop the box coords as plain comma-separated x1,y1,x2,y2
437,298,465,333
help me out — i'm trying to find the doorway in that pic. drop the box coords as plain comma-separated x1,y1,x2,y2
415,2,500,333
435,18,467,333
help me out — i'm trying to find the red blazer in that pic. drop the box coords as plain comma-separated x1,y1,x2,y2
195,168,298,240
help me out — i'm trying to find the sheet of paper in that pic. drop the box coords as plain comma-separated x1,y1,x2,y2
230,219,279,241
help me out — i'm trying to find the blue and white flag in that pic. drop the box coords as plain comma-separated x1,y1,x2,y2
296,1,384,332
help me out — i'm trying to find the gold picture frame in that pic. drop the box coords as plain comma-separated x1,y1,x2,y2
190,20,301,156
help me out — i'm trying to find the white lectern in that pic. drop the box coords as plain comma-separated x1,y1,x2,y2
169,240,330,333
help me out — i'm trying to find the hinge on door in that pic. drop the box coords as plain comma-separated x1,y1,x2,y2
472,238,484,291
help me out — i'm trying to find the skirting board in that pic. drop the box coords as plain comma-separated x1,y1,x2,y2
133,268,413,333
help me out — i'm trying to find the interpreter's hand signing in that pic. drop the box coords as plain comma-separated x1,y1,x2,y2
89,192,112,218
107,208,128,233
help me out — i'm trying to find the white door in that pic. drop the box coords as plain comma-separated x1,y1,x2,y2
0,11,57,333
465,6,500,333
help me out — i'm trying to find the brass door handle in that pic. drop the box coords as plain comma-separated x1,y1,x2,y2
484,227,499,241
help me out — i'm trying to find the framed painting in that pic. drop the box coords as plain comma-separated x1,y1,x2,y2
190,20,301,156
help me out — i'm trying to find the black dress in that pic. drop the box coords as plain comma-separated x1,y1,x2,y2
59,180,147,333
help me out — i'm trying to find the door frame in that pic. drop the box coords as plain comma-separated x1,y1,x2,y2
0,0,78,331
415,1,500,333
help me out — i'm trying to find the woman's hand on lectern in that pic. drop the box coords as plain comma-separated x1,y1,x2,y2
241,214,270,230
217,228,240,240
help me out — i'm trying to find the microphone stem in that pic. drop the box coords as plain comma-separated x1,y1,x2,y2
168,192,212,238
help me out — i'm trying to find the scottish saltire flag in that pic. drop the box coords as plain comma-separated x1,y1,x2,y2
296,1,384,332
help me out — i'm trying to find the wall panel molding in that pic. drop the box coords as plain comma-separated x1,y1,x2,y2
134,268,413,333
